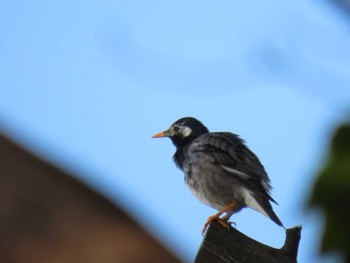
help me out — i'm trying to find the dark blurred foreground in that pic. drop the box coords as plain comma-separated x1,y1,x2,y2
0,133,181,263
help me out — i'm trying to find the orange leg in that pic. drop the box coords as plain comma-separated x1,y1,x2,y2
220,212,233,221
202,203,236,234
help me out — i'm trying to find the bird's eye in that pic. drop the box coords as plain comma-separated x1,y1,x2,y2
173,126,179,132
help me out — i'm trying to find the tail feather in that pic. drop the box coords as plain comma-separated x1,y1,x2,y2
266,206,284,228
243,189,284,228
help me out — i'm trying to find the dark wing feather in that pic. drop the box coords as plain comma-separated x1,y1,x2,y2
191,132,277,204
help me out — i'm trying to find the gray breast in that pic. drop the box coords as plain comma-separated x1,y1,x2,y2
183,145,245,212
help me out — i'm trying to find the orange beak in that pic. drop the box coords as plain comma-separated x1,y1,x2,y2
152,130,168,138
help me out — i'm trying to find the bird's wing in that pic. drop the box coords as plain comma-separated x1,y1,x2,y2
190,132,277,204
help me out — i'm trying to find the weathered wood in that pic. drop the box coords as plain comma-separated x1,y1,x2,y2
195,221,301,263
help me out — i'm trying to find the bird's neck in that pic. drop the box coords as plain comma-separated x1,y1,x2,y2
173,147,186,170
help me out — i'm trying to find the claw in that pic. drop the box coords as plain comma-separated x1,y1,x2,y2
201,203,237,234
202,214,219,234
217,218,231,230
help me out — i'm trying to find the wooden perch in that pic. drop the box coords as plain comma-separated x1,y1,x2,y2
195,221,302,263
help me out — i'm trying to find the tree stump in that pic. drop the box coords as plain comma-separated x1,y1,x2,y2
195,221,302,263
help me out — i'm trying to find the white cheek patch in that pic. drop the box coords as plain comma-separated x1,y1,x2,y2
181,127,192,137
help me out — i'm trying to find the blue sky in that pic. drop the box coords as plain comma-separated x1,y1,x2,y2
1,1,350,262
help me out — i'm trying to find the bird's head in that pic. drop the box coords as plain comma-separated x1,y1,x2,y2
152,117,209,148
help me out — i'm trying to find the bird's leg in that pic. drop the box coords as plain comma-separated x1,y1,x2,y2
220,212,232,221
202,203,236,234
220,212,237,228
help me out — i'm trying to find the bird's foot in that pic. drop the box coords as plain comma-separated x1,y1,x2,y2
220,214,236,228
216,217,232,230
202,203,236,235
202,214,218,234
202,215,232,234
202,203,237,234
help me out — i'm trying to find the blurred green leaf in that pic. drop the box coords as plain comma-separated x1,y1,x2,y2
308,123,350,262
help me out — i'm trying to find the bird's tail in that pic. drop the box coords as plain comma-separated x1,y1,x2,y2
243,190,285,228
266,207,284,228
260,199,285,229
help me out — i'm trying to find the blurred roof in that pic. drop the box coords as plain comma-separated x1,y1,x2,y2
0,132,181,263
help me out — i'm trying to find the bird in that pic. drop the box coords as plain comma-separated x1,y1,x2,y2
152,117,284,234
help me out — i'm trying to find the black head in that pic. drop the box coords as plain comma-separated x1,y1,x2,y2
152,117,209,149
